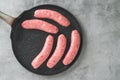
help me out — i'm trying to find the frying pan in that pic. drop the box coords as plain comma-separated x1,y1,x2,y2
0,4,82,75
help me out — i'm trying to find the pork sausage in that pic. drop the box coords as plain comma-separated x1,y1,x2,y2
63,30,80,65
34,9,70,27
31,35,54,69
22,19,58,34
47,34,67,68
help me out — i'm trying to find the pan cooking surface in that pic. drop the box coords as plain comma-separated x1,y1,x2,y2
11,4,82,75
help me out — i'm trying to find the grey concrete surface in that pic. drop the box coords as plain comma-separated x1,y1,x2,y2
0,0,120,80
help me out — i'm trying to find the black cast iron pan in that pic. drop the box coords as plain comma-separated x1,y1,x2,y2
0,4,82,75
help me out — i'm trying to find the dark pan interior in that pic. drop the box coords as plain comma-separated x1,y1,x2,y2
10,4,82,75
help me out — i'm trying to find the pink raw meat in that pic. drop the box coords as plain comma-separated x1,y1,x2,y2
63,30,80,65
22,19,58,34
34,9,70,27
47,34,67,68
31,35,54,69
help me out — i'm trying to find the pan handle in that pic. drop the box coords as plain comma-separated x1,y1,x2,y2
0,11,15,26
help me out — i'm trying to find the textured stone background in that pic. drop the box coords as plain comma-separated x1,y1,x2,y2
0,0,120,80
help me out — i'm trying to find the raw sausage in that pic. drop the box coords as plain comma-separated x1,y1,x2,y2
63,30,80,65
47,34,67,68
34,9,70,27
21,19,58,34
31,35,54,69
